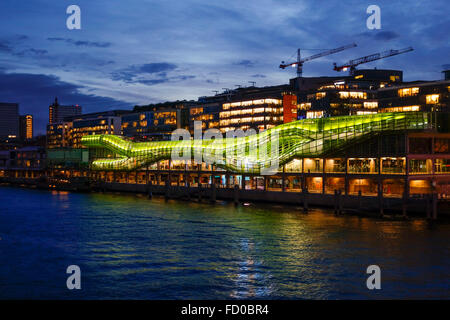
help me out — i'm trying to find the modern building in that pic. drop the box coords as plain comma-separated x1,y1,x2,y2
188,102,221,134
378,79,450,113
46,122,73,149
0,102,19,139
48,97,82,124
199,84,295,133
19,114,33,140
0,146,46,171
296,69,403,118
81,112,450,199
47,110,125,148
122,107,189,141
46,148,90,170
70,115,122,148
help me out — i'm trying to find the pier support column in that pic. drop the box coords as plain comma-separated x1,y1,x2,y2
210,181,216,203
164,178,169,201
402,190,408,219
186,175,191,201
147,181,153,199
233,184,239,206
378,179,384,218
432,193,438,220
358,190,362,211
303,187,308,213
334,190,338,215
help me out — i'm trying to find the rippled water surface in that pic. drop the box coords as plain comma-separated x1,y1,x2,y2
0,186,449,299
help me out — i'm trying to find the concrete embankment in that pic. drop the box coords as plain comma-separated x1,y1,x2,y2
1,177,449,219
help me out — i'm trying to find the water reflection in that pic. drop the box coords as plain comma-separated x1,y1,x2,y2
0,186,449,299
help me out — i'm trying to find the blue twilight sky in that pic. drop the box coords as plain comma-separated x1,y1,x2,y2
0,0,449,134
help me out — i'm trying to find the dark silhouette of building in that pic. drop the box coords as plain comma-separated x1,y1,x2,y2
49,97,82,124
0,102,19,139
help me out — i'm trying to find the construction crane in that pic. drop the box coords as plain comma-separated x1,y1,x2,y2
280,43,357,77
333,47,414,75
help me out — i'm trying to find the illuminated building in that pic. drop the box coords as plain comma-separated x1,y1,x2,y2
188,103,221,133
80,112,450,198
47,111,125,148
219,98,284,132
297,69,402,118
198,84,293,133
0,147,45,172
0,102,19,139
122,108,189,141
46,122,73,149
19,114,33,140
71,115,121,148
282,94,298,123
378,79,450,112
48,97,81,124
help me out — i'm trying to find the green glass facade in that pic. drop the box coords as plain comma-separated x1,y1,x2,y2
82,112,432,173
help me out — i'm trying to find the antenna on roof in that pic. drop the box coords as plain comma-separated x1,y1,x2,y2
248,81,256,87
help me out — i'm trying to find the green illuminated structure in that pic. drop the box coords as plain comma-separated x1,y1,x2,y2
82,112,431,173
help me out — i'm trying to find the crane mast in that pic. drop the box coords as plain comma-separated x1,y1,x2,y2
333,47,414,75
280,43,357,77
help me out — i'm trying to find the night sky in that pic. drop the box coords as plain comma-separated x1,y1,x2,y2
0,0,448,134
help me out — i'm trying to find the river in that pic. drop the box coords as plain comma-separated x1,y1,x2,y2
0,186,449,299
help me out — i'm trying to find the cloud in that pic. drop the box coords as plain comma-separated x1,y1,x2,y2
14,48,48,57
0,70,130,134
112,63,178,81
0,35,48,57
357,30,400,41
137,79,169,85
234,59,256,67
47,37,112,48
442,64,450,70
251,74,266,78
111,62,183,85
0,42,12,52
173,75,195,81
139,63,177,73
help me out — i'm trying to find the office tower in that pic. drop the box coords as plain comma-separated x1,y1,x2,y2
0,102,19,139
19,114,33,140
49,97,82,124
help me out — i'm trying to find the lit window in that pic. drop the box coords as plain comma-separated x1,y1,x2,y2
398,87,419,97
381,106,420,112
426,94,440,104
306,111,324,119
363,102,378,109
316,92,326,99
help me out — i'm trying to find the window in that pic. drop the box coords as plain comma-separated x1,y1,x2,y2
398,87,419,97
390,75,400,82
409,159,432,174
306,111,324,119
316,92,326,99
381,106,420,113
426,94,440,104
339,91,367,99
435,159,450,173
363,101,378,109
